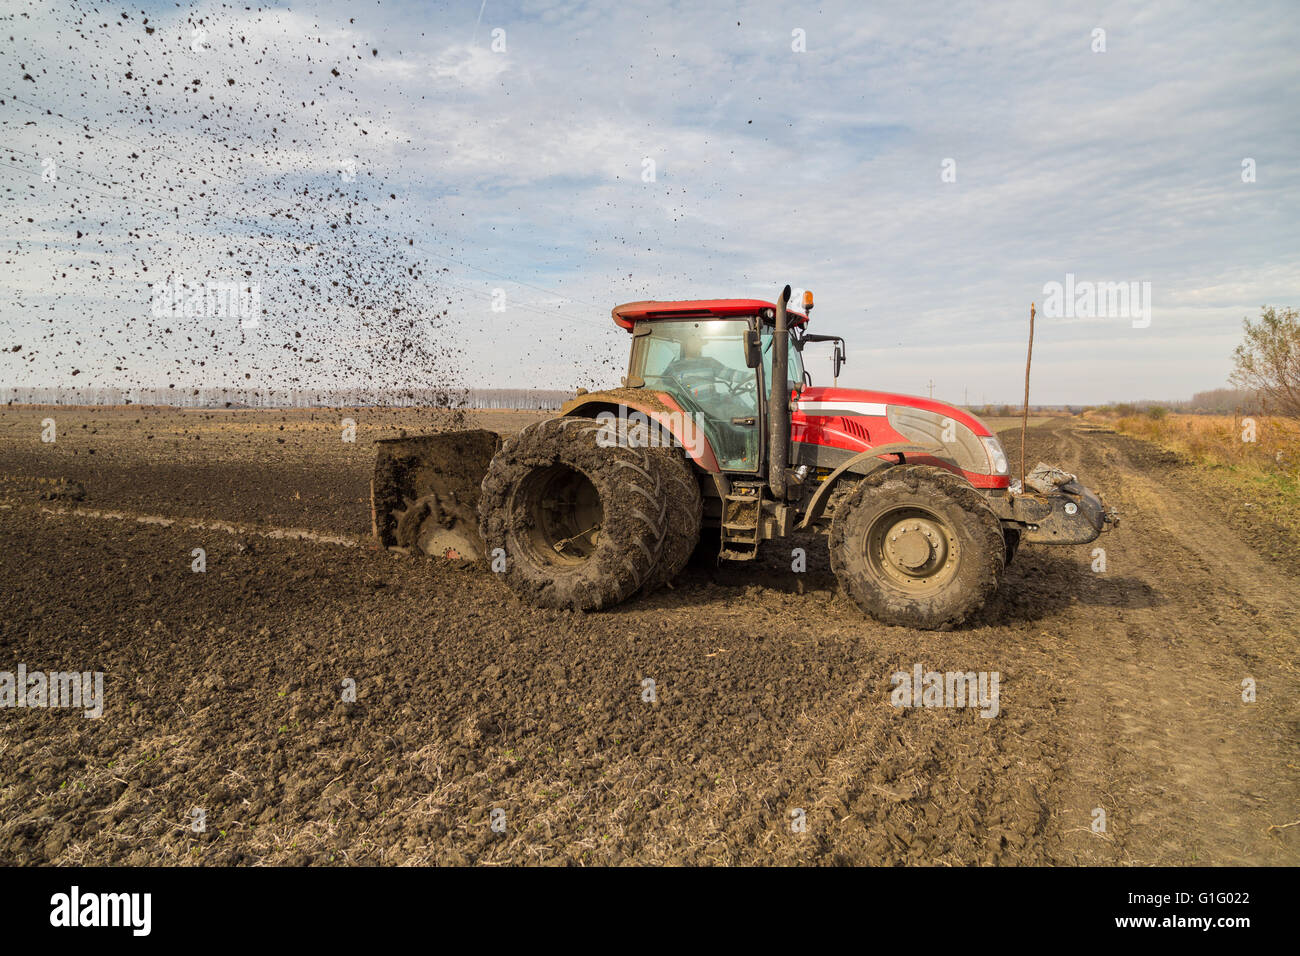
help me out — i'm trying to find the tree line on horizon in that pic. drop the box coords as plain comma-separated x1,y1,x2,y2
1,386,575,410
6,307,1295,419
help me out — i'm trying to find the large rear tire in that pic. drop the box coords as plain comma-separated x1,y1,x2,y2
638,444,702,592
478,416,667,610
829,465,1004,629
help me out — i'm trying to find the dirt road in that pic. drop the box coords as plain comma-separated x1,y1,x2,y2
0,407,1295,865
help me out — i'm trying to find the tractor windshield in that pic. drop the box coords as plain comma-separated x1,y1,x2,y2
630,318,761,472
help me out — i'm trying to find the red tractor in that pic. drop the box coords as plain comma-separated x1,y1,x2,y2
374,286,1116,629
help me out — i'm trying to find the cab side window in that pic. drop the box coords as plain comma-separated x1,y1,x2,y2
761,330,804,397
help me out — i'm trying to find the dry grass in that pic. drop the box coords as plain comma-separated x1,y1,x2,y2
1088,409,1300,533
1105,412,1299,472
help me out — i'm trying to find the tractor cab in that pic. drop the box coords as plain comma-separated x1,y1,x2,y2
616,297,813,474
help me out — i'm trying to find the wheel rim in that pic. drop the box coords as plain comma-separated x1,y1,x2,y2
864,506,960,594
513,464,603,566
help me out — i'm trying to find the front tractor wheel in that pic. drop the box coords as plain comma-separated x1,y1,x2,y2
478,416,668,611
829,465,1005,629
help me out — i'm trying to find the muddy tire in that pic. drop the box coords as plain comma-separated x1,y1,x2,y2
829,465,1004,629
617,413,703,589
478,416,668,611
639,445,702,592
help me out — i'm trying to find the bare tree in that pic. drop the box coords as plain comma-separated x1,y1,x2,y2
1231,306,1300,419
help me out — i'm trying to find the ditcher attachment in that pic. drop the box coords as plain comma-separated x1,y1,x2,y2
370,430,502,559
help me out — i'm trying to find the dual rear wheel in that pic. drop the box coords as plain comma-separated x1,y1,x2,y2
477,415,700,611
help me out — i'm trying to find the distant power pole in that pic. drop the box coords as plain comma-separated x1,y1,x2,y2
927,379,934,399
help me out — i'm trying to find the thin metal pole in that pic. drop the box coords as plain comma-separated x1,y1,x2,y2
1021,302,1036,488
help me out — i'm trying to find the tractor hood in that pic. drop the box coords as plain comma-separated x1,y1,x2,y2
792,386,1010,488
793,387,995,437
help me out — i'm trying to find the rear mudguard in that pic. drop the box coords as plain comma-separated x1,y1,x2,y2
560,389,731,496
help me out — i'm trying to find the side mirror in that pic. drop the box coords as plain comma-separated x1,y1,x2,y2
744,329,762,368
833,343,846,379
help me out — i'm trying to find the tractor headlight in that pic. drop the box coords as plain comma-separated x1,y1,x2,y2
980,436,1009,475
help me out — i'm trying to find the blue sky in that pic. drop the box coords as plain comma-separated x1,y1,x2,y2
2,0,1298,404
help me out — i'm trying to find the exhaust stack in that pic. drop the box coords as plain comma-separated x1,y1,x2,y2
767,284,793,499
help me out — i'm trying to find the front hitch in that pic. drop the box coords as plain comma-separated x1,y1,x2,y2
999,463,1119,545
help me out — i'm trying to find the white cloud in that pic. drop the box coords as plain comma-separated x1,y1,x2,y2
1,0,1297,403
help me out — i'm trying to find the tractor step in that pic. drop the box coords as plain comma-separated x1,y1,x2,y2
719,490,762,561
719,547,759,560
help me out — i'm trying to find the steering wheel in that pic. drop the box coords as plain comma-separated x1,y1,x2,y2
664,358,730,396
722,376,749,396
664,369,704,400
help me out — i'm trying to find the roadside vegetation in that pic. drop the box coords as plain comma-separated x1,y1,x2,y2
1086,305,1300,556
1098,409,1297,480
1092,408,1300,562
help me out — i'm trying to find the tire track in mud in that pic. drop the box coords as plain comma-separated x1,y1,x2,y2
15,502,365,548
1040,422,1299,865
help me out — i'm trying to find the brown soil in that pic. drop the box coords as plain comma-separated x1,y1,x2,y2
0,406,1296,865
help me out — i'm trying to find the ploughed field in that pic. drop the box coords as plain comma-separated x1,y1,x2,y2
1,405,1296,865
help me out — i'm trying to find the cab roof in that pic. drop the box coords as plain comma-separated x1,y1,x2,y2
611,298,809,332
